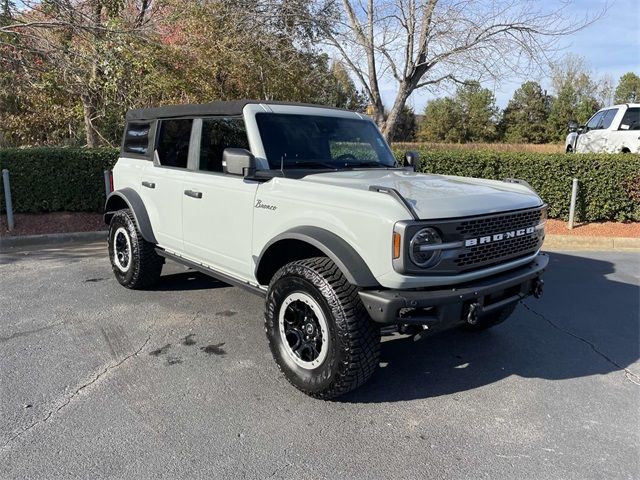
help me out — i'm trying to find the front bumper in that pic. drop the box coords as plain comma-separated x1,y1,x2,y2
359,253,548,326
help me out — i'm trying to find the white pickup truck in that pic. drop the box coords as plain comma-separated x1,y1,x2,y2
566,103,639,153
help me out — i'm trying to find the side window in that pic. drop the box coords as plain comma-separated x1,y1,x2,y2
156,119,193,168
585,111,604,131
598,108,618,129
199,118,249,172
619,107,640,130
123,122,150,155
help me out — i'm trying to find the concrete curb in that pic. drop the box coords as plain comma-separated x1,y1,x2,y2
543,234,640,251
0,231,107,250
0,230,637,252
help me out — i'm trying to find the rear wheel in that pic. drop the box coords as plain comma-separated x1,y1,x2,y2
108,209,163,289
459,303,517,332
265,257,380,399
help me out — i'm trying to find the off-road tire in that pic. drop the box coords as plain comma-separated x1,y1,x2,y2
265,257,381,399
108,209,163,289
459,303,517,332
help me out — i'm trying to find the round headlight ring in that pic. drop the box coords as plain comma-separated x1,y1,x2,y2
409,227,442,268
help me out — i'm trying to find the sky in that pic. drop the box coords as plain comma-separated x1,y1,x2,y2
391,0,640,112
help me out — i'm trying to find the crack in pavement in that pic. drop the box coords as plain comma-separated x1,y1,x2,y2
1,335,151,450
521,301,640,386
0,322,65,343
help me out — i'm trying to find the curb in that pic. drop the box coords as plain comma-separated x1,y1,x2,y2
0,231,108,250
543,234,640,251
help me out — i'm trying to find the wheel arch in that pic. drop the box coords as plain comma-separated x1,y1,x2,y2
104,188,157,244
255,226,379,288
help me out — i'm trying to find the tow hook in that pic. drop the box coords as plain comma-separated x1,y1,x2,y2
466,302,480,325
533,278,544,299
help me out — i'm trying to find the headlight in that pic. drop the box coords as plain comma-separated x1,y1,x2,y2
409,227,442,268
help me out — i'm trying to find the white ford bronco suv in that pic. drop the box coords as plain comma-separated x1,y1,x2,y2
105,100,547,398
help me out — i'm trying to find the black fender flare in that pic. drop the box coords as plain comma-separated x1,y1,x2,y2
256,226,379,287
104,188,157,244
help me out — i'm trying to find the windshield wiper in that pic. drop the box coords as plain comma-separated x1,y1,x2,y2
343,161,397,168
287,160,338,169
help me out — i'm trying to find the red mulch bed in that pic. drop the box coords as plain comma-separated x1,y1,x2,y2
0,213,638,238
0,212,105,237
546,219,639,238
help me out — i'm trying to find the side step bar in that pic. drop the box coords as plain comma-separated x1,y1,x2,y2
155,248,266,297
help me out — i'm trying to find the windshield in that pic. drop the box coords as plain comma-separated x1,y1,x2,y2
255,113,397,170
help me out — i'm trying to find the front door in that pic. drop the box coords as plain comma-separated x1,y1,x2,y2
181,117,258,281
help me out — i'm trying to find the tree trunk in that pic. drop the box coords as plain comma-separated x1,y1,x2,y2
82,94,99,148
381,87,410,142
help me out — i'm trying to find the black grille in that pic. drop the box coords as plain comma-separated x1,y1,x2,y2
452,207,544,271
455,234,540,268
456,208,542,237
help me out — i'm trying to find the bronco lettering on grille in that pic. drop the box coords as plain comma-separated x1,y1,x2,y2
464,226,535,247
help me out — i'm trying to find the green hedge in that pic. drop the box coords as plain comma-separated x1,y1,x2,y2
393,149,640,222
0,147,638,222
0,148,118,213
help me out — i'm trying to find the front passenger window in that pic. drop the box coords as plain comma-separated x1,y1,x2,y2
156,119,193,168
585,111,604,131
598,109,618,129
199,118,250,172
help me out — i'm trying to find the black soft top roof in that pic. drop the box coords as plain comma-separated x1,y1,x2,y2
126,100,347,121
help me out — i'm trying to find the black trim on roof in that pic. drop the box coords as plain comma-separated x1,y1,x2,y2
125,100,350,121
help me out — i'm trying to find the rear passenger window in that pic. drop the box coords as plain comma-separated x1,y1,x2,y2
199,118,250,172
123,122,151,155
598,108,618,129
156,119,193,168
619,107,640,130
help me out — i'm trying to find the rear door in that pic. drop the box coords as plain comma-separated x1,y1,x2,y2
138,118,194,253
181,117,259,281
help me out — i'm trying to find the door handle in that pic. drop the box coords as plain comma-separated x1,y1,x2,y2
142,181,155,189
184,189,203,199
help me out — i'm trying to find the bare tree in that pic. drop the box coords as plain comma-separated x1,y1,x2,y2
282,0,604,140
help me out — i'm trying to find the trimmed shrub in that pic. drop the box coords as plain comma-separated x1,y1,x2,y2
0,148,119,213
0,147,638,222
393,149,640,222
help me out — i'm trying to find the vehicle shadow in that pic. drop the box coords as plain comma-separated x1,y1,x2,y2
340,252,639,403
151,271,230,292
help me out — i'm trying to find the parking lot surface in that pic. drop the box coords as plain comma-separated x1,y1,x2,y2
1,243,638,479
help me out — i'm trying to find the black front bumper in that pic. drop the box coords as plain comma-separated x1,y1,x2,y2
359,254,548,326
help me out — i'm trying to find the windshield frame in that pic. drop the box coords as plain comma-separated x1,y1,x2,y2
254,112,399,171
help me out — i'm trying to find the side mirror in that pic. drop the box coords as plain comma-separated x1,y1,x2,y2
223,148,256,177
404,151,421,171
568,121,578,133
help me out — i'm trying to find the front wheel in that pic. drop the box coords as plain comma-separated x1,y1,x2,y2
265,257,380,399
108,209,163,289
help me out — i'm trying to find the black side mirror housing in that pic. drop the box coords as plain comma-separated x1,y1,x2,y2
223,148,256,177
568,120,578,133
404,151,421,171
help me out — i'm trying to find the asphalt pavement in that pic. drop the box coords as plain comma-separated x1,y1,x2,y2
1,243,638,479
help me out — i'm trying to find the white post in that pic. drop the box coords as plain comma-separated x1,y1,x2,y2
568,178,578,229
2,169,14,231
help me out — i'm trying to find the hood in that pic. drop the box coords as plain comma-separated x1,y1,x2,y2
300,169,542,219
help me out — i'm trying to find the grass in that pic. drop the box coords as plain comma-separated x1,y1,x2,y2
392,142,564,153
